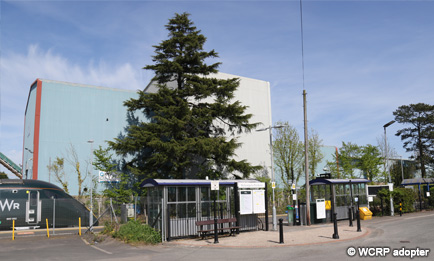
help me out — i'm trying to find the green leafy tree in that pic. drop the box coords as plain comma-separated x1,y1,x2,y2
393,103,434,178
47,157,69,193
308,128,324,179
334,142,361,179
272,122,304,188
358,144,383,182
110,13,259,180
0,171,9,179
92,146,136,204
327,142,382,180
65,144,88,197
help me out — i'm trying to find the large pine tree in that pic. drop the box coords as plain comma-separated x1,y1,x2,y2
393,103,434,178
110,13,260,180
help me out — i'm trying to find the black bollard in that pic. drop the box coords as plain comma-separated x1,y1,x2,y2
356,210,361,232
279,218,284,244
332,213,339,239
348,207,353,227
214,217,219,244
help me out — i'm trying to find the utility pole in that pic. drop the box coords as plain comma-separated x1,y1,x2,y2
303,90,310,226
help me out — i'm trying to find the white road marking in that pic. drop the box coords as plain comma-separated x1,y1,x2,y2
80,237,112,255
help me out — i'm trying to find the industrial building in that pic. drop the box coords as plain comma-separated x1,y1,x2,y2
22,73,272,195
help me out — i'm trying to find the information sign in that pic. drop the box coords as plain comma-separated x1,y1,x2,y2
211,181,219,191
253,190,265,214
240,190,253,215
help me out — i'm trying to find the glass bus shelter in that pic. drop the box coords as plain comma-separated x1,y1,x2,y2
141,178,268,241
309,178,370,221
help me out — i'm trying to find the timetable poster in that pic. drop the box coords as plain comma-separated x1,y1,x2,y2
239,190,253,215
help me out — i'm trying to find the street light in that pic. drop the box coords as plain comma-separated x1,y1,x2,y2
256,124,286,231
383,120,395,216
24,148,33,179
87,140,94,231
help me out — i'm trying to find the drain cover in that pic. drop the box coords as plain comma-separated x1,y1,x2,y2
400,240,410,243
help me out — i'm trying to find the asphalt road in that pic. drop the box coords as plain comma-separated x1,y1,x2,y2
0,211,432,261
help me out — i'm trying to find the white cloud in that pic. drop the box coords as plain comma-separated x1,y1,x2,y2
0,45,148,175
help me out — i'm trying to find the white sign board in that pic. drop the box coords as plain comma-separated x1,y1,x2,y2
240,190,253,215
316,199,326,219
237,182,266,189
127,204,134,218
211,181,219,191
99,171,120,183
253,190,265,214
368,196,373,202
427,192,431,197
293,193,297,201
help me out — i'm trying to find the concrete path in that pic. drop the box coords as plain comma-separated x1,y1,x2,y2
166,221,370,248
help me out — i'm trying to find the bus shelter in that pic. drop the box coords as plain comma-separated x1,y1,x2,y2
309,178,370,221
141,179,267,241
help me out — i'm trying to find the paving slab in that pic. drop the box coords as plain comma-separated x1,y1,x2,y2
166,223,370,248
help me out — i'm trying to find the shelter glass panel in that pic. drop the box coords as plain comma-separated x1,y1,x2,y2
168,187,176,202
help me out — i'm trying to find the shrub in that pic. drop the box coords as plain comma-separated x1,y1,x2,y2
376,188,417,214
393,187,417,213
102,221,117,235
112,220,161,244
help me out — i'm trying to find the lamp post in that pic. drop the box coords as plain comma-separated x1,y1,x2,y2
257,124,286,231
25,148,33,179
383,120,395,216
87,140,94,231
25,158,33,180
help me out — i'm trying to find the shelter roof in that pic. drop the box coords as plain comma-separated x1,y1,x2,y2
401,178,434,186
309,178,370,185
140,178,264,187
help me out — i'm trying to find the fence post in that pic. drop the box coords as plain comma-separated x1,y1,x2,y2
348,207,353,227
52,197,56,235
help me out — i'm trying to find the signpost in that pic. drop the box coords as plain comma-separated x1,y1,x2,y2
211,181,219,244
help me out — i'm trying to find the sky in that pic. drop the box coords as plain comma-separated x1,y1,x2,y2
1,0,434,177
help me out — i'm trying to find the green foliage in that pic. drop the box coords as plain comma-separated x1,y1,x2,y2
358,144,383,182
112,221,161,244
0,171,9,179
393,188,417,213
102,221,117,235
109,12,260,180
389,160,417,187
93,146,138,204
428,187,434,208
273,122,304,187
47,157,69,193
327,142,383,181
308,128,324,179
393,103,434,178
376,188,417,214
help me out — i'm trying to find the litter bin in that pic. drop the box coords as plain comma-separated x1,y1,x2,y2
287,205,294,225
359,207,373,220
